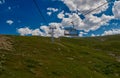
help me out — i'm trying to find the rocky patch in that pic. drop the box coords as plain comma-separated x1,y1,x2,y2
0,35,13,51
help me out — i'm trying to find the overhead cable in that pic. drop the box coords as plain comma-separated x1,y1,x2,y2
84,1,114,15
32,0,48,25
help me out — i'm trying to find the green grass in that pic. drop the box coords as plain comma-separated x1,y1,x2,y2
0,35,120,78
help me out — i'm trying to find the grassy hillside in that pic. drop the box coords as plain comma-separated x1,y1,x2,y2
0,35,120,78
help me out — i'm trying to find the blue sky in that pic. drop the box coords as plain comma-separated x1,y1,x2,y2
0,0,120,37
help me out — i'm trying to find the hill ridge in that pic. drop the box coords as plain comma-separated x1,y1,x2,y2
0,35,120,78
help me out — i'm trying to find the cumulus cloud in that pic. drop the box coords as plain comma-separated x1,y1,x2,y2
61,0,108,14
56,0,114,32
102,29,120,36
81,14,114,32
47,7,58,16
112,1,120,19
40,25,50,36
17,27,32,36
6,20,14,25
18,27,44,36
32,29,43,36
57,11,65,19
60,13,114,32
17,23,65,38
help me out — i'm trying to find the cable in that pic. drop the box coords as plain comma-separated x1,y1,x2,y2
69,1,114,30
84,1,114,16
84,2,108,15
32,0,48,25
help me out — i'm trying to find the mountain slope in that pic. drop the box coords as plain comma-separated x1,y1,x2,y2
0,35,120,78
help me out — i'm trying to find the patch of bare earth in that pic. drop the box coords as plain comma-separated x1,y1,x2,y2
0,35,13,51
108,52,120,62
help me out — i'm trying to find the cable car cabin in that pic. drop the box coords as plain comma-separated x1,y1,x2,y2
64,26,79,37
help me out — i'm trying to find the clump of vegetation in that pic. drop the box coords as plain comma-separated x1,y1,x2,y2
0,54,6,74
0,35,120,78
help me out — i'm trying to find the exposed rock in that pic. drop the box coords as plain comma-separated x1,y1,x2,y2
0,35,13,51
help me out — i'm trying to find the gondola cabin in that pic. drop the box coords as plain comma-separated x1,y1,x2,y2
64,26,79,37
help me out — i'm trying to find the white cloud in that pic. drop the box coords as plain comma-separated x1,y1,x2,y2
40,25,50,36
47,7,58,12
57,11,65,19
18,27,44,36
17,27,32,36
91,34,100,37
102,29,120,36
0,1,2,4
91,34,96,37
80,14,114,32
61,0,108,14
8,6,11,10
47,7,58,16
55,0,114,32
112,1,120,19
78,32,88,37
6,20,14,25
17,23,64,38
0,0,5,4
62,0,76,11
79,32,84,37
47,12,52,16
60,13,114,32
32,29,43,36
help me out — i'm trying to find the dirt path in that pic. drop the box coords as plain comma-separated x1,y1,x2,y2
0,35,13,51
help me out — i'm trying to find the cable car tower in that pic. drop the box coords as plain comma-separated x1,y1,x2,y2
49,25,56,43
32,0,56,42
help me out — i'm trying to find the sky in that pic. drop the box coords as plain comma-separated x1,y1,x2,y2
0,0,120,37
